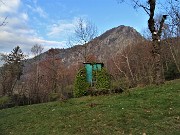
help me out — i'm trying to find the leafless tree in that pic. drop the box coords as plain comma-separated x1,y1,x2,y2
46,48,60,93
164,0,180,37
112,44,135,84
31,44,44,57
160,0,180,73
30,44,44,102
31,44,44,86
69,18,98,62
118,0,167,84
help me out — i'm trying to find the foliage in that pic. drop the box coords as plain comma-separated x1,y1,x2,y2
74,68,89,97
6,46,25,80
0,96,15,109
95,68,111,90
164,63,180,80
111,78,129,91
0,79,180,135
74,67,111,97
11,94,29,106
0,46,25,96
0,96,10,106
64,85,74,93
49,93,60,101
63,85,74,98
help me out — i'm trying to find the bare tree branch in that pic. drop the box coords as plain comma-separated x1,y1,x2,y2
0,1,8,26
118,0,167,84
133,0,150,15
0,16,8,26
0,0,5,5
158,15,168,37
69,18,98,62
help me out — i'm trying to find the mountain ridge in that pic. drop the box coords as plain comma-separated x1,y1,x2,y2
26,25,145,68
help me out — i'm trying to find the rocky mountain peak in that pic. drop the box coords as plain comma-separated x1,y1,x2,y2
27,25,144,68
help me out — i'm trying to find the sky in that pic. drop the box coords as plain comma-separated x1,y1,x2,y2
0,0,167,56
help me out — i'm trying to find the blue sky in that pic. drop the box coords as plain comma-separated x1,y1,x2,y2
0,0,166,55
25,0,149,39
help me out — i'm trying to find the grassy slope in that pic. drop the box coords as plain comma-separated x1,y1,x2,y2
0,80,180,135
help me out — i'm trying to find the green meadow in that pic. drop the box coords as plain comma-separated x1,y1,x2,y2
0,79,180,135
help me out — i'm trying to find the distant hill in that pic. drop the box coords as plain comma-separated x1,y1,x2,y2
25,25,144,69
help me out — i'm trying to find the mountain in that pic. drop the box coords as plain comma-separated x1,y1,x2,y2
27,25,144,68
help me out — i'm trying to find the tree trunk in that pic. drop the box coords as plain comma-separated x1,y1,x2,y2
148,0,167,85
152,39,165,84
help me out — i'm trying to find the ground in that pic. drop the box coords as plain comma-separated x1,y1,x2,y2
0,79,180,135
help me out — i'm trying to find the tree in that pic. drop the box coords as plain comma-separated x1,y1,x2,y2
111,45,134,86
47,48,60,93
109,40,154,87
119,0,167,84
74,68,89,97
163,0,180,37
0,46,25,96
30,44,44,103
161,0,180,73
69,18,98,62
31,44,44,57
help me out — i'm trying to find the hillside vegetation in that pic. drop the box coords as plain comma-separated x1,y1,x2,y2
0,79,180,135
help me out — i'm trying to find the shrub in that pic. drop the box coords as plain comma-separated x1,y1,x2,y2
49,93,60,101
111,78,129,91
95,68,110,90
64,85,74,98
74,68,89,97
164,63,180,80
64,85,73,94
0,96,14,109
0,96,11,106
12,94,29,106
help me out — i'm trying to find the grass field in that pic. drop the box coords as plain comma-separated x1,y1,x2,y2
0,79,180,135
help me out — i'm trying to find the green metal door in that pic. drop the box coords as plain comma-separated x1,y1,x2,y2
85,64,92,84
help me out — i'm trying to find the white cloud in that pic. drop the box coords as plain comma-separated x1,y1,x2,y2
47,18,78,38
21,13,28,21
0,0,20,15
34,6,47,18
26,2,47,18
0,30,66,54
0,0,64,56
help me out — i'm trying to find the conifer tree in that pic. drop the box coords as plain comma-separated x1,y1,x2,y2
0,46,25,96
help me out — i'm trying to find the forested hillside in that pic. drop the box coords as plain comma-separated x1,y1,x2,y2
0,0,179,107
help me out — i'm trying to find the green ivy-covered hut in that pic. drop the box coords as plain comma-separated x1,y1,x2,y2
83,63,104,85
74,62,110,97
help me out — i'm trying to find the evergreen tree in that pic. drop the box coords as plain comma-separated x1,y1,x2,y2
0,46,25,96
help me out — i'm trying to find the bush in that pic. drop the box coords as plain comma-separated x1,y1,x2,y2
95,68,111,90
111,78,129,91
12,94,29,106
49,93,60,101
74,68,89,97
164,63,180,80
0,96,11,106
64,85,73,94
89,88,110,96
64,85,74,99
0,96,14,109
